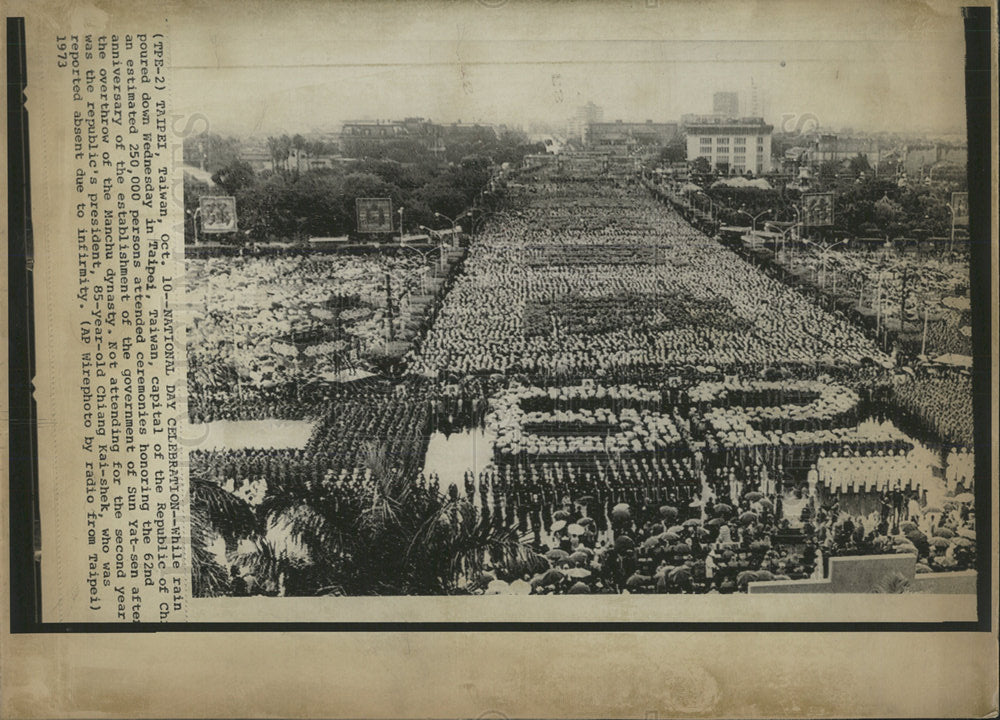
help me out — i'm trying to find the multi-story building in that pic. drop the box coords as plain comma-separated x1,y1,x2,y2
585,120,679,155
568,101,604,141
810,134,885,165
713,91,740,118
902,143,968,177
683,115,773,174
339,118,446,156
743,81,769,121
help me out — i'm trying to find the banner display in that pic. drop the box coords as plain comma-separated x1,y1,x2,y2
199,195,238,233
801,192,835,227
951,191,969,226
356,197,394,233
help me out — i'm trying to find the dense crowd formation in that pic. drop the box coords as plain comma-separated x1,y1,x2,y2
472,461,977,595
186,253,430,405
186,170,977,597
409,183,889,377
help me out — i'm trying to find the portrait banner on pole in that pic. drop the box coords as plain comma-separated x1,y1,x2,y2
199,195,238,233
801,192,835,227
356,197,394,233
951,191,969,226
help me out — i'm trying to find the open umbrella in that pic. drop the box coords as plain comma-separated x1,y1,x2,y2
932,526,955,538
706,517,725,527
568,581,591,594
668,566,691,584
899,521,918,533
611,503,631,522
642,536,663,550
508,579,532,595
931,537,951,550
626,573,651,589
553,510,571,521
545,548,570,563
667,525,685,534
531,568,565,587
659,505,679,519
565,567,592,579
567,523,585,536
713,503,733,517
550,520,567,533
578,516,596,527
682,518,702,527
957,527,976,540
614,535,636,553
952,493,974,504
739,511,759,525
568,551,590,566
745,491,763,502
485,579,510,595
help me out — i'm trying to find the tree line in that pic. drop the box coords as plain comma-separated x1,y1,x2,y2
183,130,544,243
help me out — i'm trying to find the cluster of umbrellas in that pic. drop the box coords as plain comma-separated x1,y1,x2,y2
489,494,797,595
187,253,428,393
485,383,681,456
701,405,910,454
895,505,976,572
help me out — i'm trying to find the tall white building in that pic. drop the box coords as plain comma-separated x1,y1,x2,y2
742,80,769,121
568,101,604,141
683,115,773,174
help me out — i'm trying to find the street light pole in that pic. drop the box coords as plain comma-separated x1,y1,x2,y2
803,238,849,289
188,207,202,245
779,222,803,262
420,226,448,273
921,295,930,357
945,202,956,253
435,210,471,248
739,208,771,235
397,206,405,244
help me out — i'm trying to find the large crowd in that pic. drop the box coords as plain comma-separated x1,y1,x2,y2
409,183,889,377
473,458,977,595
187,171,978,596
186,253,431,409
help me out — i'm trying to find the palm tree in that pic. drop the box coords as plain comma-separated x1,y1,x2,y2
191,440,541,597
189,476,258,597
872,572,919,594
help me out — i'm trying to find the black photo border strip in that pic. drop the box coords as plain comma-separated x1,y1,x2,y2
7,15,43,632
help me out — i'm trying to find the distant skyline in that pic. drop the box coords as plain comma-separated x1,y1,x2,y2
171,0,969,139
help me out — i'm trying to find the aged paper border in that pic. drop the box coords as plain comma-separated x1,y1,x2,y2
4,0,999,716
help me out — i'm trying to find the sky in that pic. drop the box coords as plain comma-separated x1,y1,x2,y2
170,0,971,138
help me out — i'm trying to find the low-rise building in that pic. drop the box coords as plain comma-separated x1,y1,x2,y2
340,118,446,156
585,120,679,155
683,115,773,174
